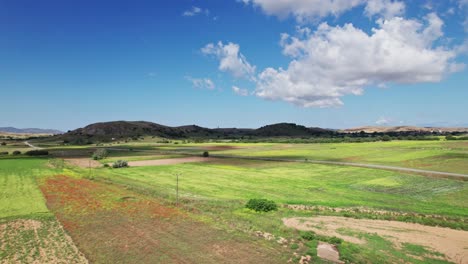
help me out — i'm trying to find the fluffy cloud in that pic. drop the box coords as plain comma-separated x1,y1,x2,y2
186,77,215,90
240,0,405,22
232,86,249,96
375,116,391,125
183,6,209,17
255,14,463,107
201,42,256,79
365,0,405,19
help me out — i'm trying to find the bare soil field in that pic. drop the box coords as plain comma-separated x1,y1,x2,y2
65,158,102,168
123,156,215,167
283,216,468,263
40,175,287,264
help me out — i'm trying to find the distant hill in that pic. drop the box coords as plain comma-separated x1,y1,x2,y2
0,127,63,135
341,126,468,133
55,121,468,144
59,121,333,143
255,123,328,137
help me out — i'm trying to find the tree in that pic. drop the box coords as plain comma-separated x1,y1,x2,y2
92,148,108,160
382,135,392,141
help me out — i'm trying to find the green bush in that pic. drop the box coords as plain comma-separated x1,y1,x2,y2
0,151,8,155
92,148,108,160
381,135,392,141
25,150,49,156
12,150,21,155
301,231,316,241
445,135,456,140
202,151,209,157
112,160,128,168
103,163,110,168
245,198,278,212
1,142,6,146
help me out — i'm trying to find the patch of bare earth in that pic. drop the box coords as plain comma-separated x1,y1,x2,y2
65,158,102,168
283,216,468,264
40,176,287,264
0,219,88,264
123,156,216,167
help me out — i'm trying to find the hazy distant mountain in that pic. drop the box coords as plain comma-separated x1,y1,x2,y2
0,127,63,135
341,126,468,133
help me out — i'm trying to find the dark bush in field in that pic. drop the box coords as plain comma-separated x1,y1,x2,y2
300,231,343,245
1,142,6,146
92,148,108,160
202,151,209,157
0,151,8,155
112,160,128,168
12,150,21,155
245,198,278,212
25,150,49,156
445,135,456,140
381,135,392,141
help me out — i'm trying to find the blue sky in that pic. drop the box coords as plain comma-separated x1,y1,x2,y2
1,0,467,130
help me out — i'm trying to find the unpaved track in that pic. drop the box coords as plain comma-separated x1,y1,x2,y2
64,157,214,168
24,141,42,149
125,157,215,167
283,216,468,264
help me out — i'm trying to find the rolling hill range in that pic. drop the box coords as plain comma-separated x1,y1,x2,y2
0,127,63,135
341,126,468,133
59,121,333,142
54,121,468,144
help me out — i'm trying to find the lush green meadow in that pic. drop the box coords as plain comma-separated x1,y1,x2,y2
99,159,467,219
1,139,467,263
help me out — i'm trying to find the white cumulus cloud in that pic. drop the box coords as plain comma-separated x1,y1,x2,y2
183,6,209,17
201,41,256,79
232,86,249,96
186,77,215,90
240,0,405,22
375,116,391,125
365,0,405,19
254,14,463,107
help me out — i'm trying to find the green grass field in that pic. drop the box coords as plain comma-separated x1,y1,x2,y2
0,158,87,263
77,140,468,174
1,140,467,263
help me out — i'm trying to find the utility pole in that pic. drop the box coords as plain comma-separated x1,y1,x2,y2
175,173,180,207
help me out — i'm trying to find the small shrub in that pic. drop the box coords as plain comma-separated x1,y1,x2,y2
301,231,316,241
0,151,8,155
112,160,128,168
1,142,6,146
245,198,278,212
92,148,108,160
290,243,299,250
202,151,209,157
103,163,110,168
25,150,49,156
12,150,21,155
